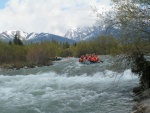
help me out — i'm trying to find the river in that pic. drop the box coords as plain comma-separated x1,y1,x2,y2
0,56,139,113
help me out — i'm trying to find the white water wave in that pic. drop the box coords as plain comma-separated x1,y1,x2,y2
0,68,138,113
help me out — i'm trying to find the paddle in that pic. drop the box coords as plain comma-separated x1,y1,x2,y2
97,60,103,63
100,60,104,63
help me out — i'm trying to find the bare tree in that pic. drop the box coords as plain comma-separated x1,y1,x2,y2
93,0,150,53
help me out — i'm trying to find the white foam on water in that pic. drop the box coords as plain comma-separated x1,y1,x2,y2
0,68,139,113
0,69,137,96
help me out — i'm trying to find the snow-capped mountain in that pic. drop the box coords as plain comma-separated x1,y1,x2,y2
0,30,28,41
64,26,103,42
0,30,75,44
64,26,120,42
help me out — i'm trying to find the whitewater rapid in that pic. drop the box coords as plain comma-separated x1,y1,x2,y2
0,57,138,113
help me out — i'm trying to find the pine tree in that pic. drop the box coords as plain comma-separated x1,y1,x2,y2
8,40,12,45
13,34,23,46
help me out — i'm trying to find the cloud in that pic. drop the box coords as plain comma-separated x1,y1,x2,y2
0,0,111,36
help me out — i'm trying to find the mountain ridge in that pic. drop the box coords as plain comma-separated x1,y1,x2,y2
0,30,75,44
64,26,120,42
64,26,103,42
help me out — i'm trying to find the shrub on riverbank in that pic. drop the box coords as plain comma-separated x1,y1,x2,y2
0,34,149,70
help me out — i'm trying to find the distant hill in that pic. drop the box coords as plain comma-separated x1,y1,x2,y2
0,30,75,44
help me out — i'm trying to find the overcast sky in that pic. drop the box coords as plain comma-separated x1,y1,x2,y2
0,0,111,36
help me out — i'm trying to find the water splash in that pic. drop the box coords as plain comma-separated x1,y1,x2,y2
0,57,138,113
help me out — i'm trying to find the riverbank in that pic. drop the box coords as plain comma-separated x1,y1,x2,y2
131,53,150,113
0,61,53,71
132,91,150,113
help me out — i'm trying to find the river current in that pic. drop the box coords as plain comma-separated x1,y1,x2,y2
0,56,139,113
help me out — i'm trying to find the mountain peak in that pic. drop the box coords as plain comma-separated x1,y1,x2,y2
64,26,120,42
0,30,75,44
64,26,102,42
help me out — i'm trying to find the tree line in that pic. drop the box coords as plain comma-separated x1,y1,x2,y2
0,33,146,69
